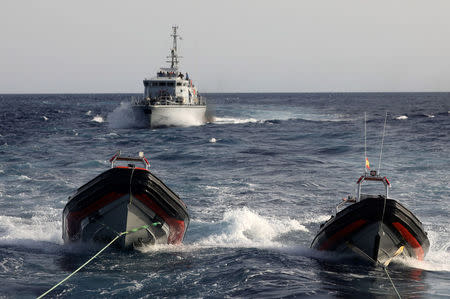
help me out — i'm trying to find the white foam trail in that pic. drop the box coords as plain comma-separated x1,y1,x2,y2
395,115,408,120
213,111,354,126
42,116,48,121
92,115,104,123
209,138,217,143
214,117,260,124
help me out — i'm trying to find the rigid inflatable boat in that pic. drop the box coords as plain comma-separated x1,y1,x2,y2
311,170,429,265
62,152,189,249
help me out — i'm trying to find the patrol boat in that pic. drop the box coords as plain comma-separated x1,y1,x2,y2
311,168,429,266
62,151,189,249
132,26,206,128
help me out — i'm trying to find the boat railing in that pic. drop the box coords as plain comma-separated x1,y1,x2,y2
131,96,146,106
198,95,206,105
335,195,357,214
153,95,205,106
356,170,390,201
110,151,150,170
131,95,206,106
334,170,391,214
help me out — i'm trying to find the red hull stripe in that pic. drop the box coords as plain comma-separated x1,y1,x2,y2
392,222,424,260
135,193,186,244
319,219,367,250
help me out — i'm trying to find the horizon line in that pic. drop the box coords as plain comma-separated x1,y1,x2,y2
1,91,449,95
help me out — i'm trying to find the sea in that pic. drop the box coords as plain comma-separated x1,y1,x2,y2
0,93,449,298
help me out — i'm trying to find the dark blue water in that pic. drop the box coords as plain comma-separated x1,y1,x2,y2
0,93,449,298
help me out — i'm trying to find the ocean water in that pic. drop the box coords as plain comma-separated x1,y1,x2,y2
0,93,449,298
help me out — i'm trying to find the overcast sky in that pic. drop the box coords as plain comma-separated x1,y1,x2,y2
1,0,449,93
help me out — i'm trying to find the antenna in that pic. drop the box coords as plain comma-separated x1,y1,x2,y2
364,112,368,173
167,25,183,69
378,112,388,174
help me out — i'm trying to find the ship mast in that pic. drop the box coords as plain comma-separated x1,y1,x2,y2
167,26,182,70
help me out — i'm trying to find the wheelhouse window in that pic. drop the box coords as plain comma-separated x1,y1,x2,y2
159,82,166,86
167,82,175,87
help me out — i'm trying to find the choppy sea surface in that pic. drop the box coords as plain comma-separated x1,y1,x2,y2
0,93,449,298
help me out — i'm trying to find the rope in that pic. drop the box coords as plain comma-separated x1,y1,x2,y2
38,222,161,299
384,266,402,299
346,240,402,298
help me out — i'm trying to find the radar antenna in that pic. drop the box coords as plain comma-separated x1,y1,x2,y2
167,26,183,70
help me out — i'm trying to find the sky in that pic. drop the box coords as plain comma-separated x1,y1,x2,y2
1,0,449,93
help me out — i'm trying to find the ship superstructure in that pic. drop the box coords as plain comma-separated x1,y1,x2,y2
132,26,206,127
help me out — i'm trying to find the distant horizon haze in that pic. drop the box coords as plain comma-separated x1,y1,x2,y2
1,0,449,94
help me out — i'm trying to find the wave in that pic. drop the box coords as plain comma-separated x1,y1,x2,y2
191,207,308,248
0,212,62,249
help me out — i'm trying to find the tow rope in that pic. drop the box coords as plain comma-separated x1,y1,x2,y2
346,241,404,299
38,222,161,299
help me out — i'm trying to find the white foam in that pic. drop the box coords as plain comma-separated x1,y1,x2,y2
85,110,92,116
137,208,311,254
204,185,220,190
395,115,408,120
396,230,450,272
214,117,260,124
92,115,104,123
193,207,308,247
209,137,217,143
213,110,353,125
42,116,48,121
0,213,62,246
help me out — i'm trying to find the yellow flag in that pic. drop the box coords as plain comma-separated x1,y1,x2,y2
365,157,370,169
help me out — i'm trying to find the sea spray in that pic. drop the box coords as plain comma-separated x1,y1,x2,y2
107,101,147,129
